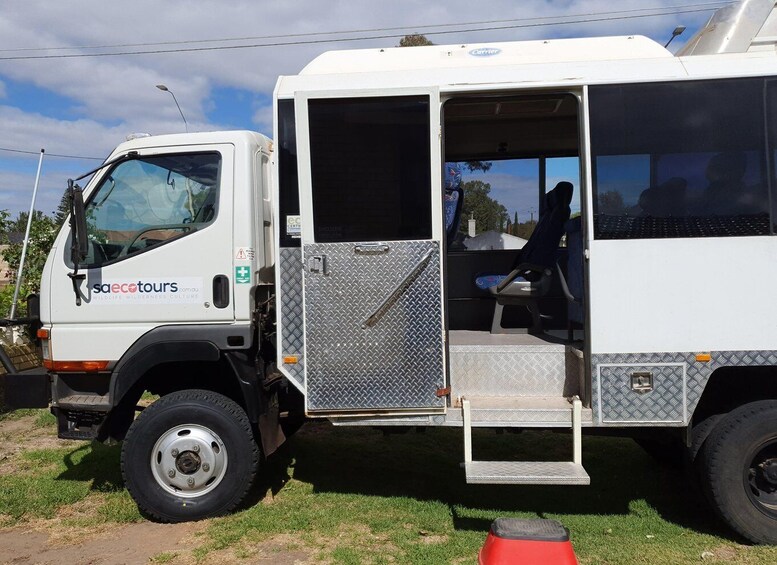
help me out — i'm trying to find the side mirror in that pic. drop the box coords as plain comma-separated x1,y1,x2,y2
68,180,88,265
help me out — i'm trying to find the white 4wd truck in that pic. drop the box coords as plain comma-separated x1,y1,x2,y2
5,1,777,543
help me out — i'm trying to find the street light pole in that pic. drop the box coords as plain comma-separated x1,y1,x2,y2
664,26,687,49
155,84,188,132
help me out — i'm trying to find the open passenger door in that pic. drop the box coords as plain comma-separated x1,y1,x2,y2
295,89,446,413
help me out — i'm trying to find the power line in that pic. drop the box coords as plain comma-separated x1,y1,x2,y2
0,2,730,54
0,146,102,160
0,3,731,61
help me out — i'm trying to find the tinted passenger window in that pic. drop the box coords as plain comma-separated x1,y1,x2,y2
307,96,432,242
590,78,770,239
83,152,221,266
278,99,301,247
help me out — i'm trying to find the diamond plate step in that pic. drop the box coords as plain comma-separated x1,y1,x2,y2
448,330,584,399
464,461,590,485
448,396,593,427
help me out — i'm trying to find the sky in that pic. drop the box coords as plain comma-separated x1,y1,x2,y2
0,0,728,218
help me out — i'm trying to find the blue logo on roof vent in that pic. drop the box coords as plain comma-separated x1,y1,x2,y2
469,47,502,57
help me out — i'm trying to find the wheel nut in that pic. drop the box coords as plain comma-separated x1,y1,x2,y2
192,444,200,453
202,463,210,472
171,448,179,457
187,477,195,487
168,469,176,478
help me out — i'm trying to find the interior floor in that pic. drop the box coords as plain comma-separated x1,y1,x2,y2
449,329,568,347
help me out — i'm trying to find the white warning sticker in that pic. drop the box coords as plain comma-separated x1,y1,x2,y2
235,247,255,261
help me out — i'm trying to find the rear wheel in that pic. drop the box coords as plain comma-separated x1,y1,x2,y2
121,389,259,522
701,401,777,544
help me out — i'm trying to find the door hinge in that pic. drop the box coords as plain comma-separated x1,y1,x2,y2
436,386,451,398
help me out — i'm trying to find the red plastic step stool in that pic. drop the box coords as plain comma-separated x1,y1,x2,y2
479,518,578,565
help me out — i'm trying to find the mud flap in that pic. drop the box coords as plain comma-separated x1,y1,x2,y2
3,368,50,408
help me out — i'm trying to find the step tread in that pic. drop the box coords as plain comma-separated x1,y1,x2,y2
465,460,590,485
449,330,566,347
57,394,110,410
449,396,593,426
458,396,574,410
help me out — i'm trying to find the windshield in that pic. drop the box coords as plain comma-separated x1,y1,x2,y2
81,152,221,267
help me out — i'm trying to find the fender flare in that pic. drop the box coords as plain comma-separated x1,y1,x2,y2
109,325,254,412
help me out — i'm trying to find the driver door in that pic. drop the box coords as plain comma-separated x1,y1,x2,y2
48,143,235,361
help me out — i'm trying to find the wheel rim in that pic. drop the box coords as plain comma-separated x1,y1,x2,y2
150,424,228,499
744,437,777,520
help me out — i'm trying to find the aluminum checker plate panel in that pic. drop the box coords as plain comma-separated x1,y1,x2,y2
592,350,777,426
303,240,444,412
278,247,305,389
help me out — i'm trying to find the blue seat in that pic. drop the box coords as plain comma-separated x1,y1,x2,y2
477,181,574,334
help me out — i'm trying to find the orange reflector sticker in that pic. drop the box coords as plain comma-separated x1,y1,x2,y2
283,356,299,365
37,328,49,339
696,353,712,362
43,360,109,372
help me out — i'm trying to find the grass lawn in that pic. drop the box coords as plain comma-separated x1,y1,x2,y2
1,409,777,564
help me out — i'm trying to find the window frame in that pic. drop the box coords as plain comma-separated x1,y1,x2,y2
293,87,443,246
76,149,223,268
589,76,773,240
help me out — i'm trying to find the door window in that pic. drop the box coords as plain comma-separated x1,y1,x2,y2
82,152,221,266
307,96,432,243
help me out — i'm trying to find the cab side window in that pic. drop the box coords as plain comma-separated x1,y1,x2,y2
82,152,221,267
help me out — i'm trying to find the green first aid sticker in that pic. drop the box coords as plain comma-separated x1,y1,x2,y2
235,266,251,284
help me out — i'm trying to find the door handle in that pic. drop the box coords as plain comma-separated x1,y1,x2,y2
213,275,230,309
308,255,328,275
355,243,389,254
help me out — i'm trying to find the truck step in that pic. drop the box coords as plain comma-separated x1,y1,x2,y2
464,461,590,485
448,331,584,399
448,396,593,427
57,394,110,411
461,397,589,487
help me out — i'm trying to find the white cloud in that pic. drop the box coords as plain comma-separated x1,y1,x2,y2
0,0,719,214
252,104,273,133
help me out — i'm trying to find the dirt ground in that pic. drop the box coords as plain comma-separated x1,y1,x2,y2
0,414,314,565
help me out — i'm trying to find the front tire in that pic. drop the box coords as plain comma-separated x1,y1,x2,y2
121,389,259,522
701,401,777,544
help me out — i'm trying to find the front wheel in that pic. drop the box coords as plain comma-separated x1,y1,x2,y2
701,400,777,544
121,389,259,522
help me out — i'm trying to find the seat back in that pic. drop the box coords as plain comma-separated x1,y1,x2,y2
517,181,573,268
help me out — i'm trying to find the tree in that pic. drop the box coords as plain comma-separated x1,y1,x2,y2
399,34,434,47
464,161,492,173
459,180,508,235
598,190,626,215
53,188,71,227
0,209,59,316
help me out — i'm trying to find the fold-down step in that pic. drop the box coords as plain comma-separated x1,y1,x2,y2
464,460,590,485
461,397,590,486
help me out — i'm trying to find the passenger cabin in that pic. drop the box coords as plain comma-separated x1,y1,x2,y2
274,29,777,483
